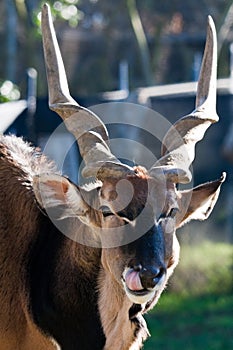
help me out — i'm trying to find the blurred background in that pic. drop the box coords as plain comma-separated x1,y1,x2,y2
0,0,232,349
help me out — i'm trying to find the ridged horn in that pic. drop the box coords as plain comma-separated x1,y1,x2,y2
41,3,134,179
149,16,218,183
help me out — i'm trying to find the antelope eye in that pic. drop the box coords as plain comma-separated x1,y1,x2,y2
168,207,179,218
100,206,113,217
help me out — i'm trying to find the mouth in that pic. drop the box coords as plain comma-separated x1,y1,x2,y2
124,285,156,304
122,268,156,304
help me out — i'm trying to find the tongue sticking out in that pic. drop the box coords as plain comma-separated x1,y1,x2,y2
125,270,144,291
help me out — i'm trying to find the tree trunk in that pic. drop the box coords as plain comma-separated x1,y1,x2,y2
5,0,18,82
126,0,153,86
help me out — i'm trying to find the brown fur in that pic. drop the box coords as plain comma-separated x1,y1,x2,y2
98,271,149,350
0,136,60,349
0,135,224,349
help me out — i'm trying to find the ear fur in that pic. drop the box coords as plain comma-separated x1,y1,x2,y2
177,173,226,228
33,174,89,220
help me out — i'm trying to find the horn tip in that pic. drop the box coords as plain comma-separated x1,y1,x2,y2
220,172,227,183
207,15,216,34
42,3,50,19
43,3,50,11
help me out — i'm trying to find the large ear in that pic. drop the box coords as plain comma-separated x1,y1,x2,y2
177,173,226,228
33,174,90,221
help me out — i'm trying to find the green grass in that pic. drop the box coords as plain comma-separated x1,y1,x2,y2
145,293,233,350
143,241,233,350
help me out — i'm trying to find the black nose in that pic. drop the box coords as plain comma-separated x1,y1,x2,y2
133,264,166,289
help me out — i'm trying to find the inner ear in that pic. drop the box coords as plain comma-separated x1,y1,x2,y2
176,174,225,227
45,177,69,201
33,174,72,206
33,174,89,220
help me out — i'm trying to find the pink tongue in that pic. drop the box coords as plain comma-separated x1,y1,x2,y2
125,271,143,291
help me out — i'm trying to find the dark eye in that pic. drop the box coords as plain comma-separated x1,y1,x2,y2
168,207,179,218
99,206,113,217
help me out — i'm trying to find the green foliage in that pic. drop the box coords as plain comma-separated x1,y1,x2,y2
0,80,20,102
34,0,84,31
1,1,232,94
169,241,233,296
144,241,233,350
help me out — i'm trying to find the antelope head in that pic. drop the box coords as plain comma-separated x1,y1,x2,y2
33,4,225,306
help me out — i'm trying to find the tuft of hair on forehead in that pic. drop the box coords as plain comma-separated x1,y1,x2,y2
123,166,150,206
132,166,149,179
100,166,150,206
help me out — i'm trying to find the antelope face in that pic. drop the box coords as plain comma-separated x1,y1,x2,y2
97,166,224,305
99,169,180,304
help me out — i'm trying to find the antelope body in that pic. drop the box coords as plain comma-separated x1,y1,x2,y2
0,4,225,350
